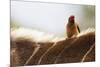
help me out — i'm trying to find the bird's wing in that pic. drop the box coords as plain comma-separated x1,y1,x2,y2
76,24,80,33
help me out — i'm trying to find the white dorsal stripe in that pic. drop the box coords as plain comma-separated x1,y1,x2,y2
25,43,40,65
81,44,95,62
37,42,57,64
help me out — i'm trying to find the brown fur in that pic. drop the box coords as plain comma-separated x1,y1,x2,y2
11,28,95,66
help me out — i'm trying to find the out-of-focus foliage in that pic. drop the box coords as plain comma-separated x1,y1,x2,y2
11,20,20,30
79,5,95,31
83,5,95,18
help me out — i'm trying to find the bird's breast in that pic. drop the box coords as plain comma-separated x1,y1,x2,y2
67,24,79,38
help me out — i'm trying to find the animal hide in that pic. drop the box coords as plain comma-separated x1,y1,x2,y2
10,28,95,66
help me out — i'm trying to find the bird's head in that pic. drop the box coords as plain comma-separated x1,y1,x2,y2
68,15,75,23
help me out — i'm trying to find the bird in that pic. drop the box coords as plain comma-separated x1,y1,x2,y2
66,15,80,38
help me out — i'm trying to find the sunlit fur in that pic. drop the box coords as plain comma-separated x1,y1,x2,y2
11,27,95,43
11,27,65,43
